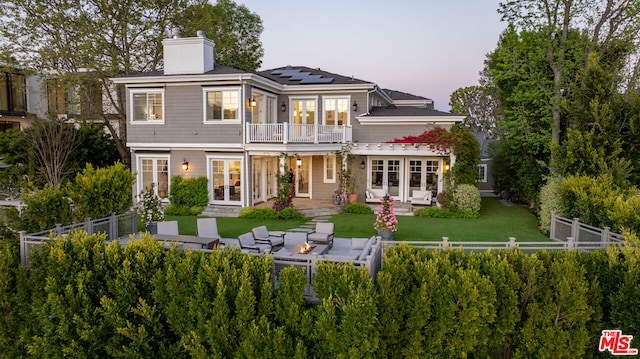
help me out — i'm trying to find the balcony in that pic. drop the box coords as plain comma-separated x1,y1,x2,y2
246,123,352,144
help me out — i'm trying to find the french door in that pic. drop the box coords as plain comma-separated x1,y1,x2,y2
138,156,169,200
407,159,439,197
291,156,311,197
370,158,401,198
209,157,242,205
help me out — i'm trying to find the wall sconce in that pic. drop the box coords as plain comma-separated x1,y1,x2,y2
296,157,302,168
281,101,286,112
250,97,256,107
182,159,189,171
445,164,450,171
360,160,365,169
352,102,358,112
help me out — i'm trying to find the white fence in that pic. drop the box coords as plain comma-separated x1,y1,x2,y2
549,212,625,248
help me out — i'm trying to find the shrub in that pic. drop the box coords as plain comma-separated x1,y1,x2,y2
538,176,564,234
238,207,278,220
344,203,373,214
67,163,135,220
452,184,481,213
414,207,478,219
169,176,209,207
5,184,73,232
277,206,305,220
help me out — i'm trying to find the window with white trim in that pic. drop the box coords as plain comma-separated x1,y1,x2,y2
478,164,487,183
323,97,349,126
131,89,164,122
324,155,336,183
204,88,240,122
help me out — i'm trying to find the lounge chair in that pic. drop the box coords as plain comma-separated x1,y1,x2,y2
238,232,271,254
252,225,285,249
410,190,433,206
307,222,335,249
156,220,179,235
365,189,386,203
197,218,221,240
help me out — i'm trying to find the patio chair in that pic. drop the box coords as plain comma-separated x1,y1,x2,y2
156,220,179,235
238,232,271,254
252,225,285,249
197,218,221,240
307,222,334,249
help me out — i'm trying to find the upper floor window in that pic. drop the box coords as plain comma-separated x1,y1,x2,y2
0,73,27,113
131,89,164,123
204,88,239,123
323,97,349,126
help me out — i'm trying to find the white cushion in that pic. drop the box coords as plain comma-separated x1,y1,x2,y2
424,193,430,201
358,238,375,261
351,237,369,250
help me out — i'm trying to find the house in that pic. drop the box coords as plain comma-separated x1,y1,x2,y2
111,31,464,207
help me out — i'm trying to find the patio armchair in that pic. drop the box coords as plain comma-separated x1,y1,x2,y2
197,218,221,240
156,220,179,235
238,232,272,254
307,222,334,249
251,225,285,249
410,190,433,206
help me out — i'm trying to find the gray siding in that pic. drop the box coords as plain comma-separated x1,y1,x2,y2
127,85,244,144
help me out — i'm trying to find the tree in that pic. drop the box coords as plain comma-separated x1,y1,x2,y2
498,0,640,145
178,0,264,72
24,118,78,187
449,85,500,137
0,0,196,168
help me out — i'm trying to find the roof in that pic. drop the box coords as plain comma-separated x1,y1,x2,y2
257,66,371,85
382,89,431,102
118,63,247,78
364,106,459,117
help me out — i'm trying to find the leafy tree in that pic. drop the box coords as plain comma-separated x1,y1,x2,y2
449,85,500,137
178,0,264,72
0,0,195,167
498,0,640,145
69,123,120,173
450,124,481,186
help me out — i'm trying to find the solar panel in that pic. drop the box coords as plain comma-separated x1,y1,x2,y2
270,69,334,84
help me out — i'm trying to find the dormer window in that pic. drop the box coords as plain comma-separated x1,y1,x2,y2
131,89,164,123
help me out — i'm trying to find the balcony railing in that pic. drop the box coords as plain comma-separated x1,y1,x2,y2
246,123,352,144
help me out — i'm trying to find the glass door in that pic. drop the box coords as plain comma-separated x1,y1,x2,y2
369,158,401,198
292,156,311,197
139,157,169,200
210,158,242,205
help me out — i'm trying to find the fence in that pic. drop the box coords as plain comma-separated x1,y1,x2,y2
19,211,138,267
549,212,625,248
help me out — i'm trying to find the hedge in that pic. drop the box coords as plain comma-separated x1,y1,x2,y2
0,234,638,357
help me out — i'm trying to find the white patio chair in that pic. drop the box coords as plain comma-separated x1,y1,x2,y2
252,225,285,249
238,232,271,254
197,218,221,240
307,222,335,249
156,220,179,235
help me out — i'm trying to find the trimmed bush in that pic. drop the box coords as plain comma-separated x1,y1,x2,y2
67,163,135,220
414,207,478,219
276,206,305,220
238,207,278,220
344,203,373,214
538,176,563,234
5,184,73,232
451,184,481,213
168,176,208,215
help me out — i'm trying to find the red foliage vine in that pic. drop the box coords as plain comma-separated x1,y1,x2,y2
387,128,457,153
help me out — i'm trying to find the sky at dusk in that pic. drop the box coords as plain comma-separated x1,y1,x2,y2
239,0,506,112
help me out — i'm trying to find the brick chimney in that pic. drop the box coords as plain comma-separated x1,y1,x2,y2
162,29,215,75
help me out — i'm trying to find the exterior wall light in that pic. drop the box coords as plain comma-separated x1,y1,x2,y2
182,159,189,171
281,101,286,112
352,102,358,112
360,160,365,169
296,157,302,168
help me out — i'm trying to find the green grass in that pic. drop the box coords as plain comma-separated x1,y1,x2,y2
167,197,550,242
332,198,549,242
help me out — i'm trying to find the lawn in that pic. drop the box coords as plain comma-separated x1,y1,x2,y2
331,198,550,242
167,197,550,242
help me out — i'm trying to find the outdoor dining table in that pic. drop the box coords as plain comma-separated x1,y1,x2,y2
147,233,220,249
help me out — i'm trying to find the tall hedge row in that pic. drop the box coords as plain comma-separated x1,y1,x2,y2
0,235,638,358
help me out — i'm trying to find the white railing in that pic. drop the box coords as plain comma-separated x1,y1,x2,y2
549,212,625,247
246,123,352,144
